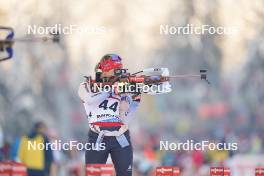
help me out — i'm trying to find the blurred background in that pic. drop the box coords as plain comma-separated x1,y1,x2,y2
0,0,264,175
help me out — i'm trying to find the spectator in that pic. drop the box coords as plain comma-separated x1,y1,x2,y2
18,122,54,176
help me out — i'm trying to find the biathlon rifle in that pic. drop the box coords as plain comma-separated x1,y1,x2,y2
84,68,210,94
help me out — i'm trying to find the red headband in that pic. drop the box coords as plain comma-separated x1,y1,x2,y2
98,59,123,72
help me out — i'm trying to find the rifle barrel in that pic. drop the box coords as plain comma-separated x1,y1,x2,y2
0,37,54,43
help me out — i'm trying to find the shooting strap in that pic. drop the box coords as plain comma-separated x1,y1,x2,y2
89,124,129,150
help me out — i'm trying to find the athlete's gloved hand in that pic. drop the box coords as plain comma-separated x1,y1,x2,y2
131,93,141,102
111,81,130,97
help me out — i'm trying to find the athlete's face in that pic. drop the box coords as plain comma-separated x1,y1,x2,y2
37,125,47,135
101,69,115,77
101,65,123,78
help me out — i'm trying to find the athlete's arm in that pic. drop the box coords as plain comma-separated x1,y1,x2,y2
121,94,141,124
128,94,141,113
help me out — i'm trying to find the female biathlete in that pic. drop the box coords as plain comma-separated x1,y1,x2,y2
78,54,141,176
